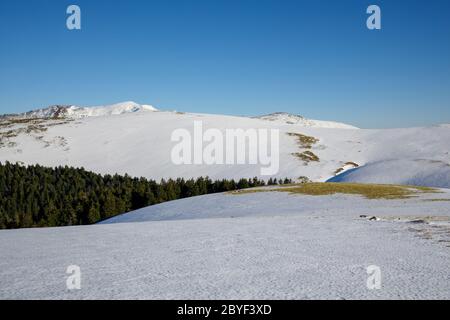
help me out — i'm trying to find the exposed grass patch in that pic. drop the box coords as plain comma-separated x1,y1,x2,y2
0,118,72,149
286,132,319,149
1,130,18,138
279,183,436,199
292,151,320,164
231,182,439,200
287,132,320,165
45,120,73,127
25,124,48,134
0,121,12,129
8,118,36,124
422,198,450,202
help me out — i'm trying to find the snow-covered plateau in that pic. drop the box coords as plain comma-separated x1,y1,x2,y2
0,186,449,299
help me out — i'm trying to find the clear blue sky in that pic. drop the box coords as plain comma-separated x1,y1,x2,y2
0,0,449,128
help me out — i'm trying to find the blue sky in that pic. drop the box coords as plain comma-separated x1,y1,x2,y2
0,0,449,128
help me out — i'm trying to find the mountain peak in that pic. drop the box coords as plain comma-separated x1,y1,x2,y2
10,101,158,119
255,112,305,122
254,112,358,129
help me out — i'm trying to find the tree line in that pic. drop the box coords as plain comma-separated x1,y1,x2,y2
0,162,292,229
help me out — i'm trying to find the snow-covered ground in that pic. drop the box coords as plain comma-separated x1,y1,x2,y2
328,159,450,188
0,187,449,299
1,101,450,186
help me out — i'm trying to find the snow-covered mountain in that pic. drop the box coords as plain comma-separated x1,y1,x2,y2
1,103,450,300
9,101,157,119
1,102,449,187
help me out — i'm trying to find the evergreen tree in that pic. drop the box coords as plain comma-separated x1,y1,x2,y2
0,161,291,229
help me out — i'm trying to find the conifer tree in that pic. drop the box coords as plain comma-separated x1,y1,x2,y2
0,161,291,229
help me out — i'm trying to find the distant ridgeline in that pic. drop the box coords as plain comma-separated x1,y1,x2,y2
0,162,292,229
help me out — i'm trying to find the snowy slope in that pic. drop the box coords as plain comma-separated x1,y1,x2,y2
328,159,450,188
0,102,449,186
1,187,449,299
255,112,359,129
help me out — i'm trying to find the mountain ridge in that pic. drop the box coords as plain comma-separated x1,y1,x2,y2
1,105,450,186
1,101,359,129
2,101,157,119
254,112,359,129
